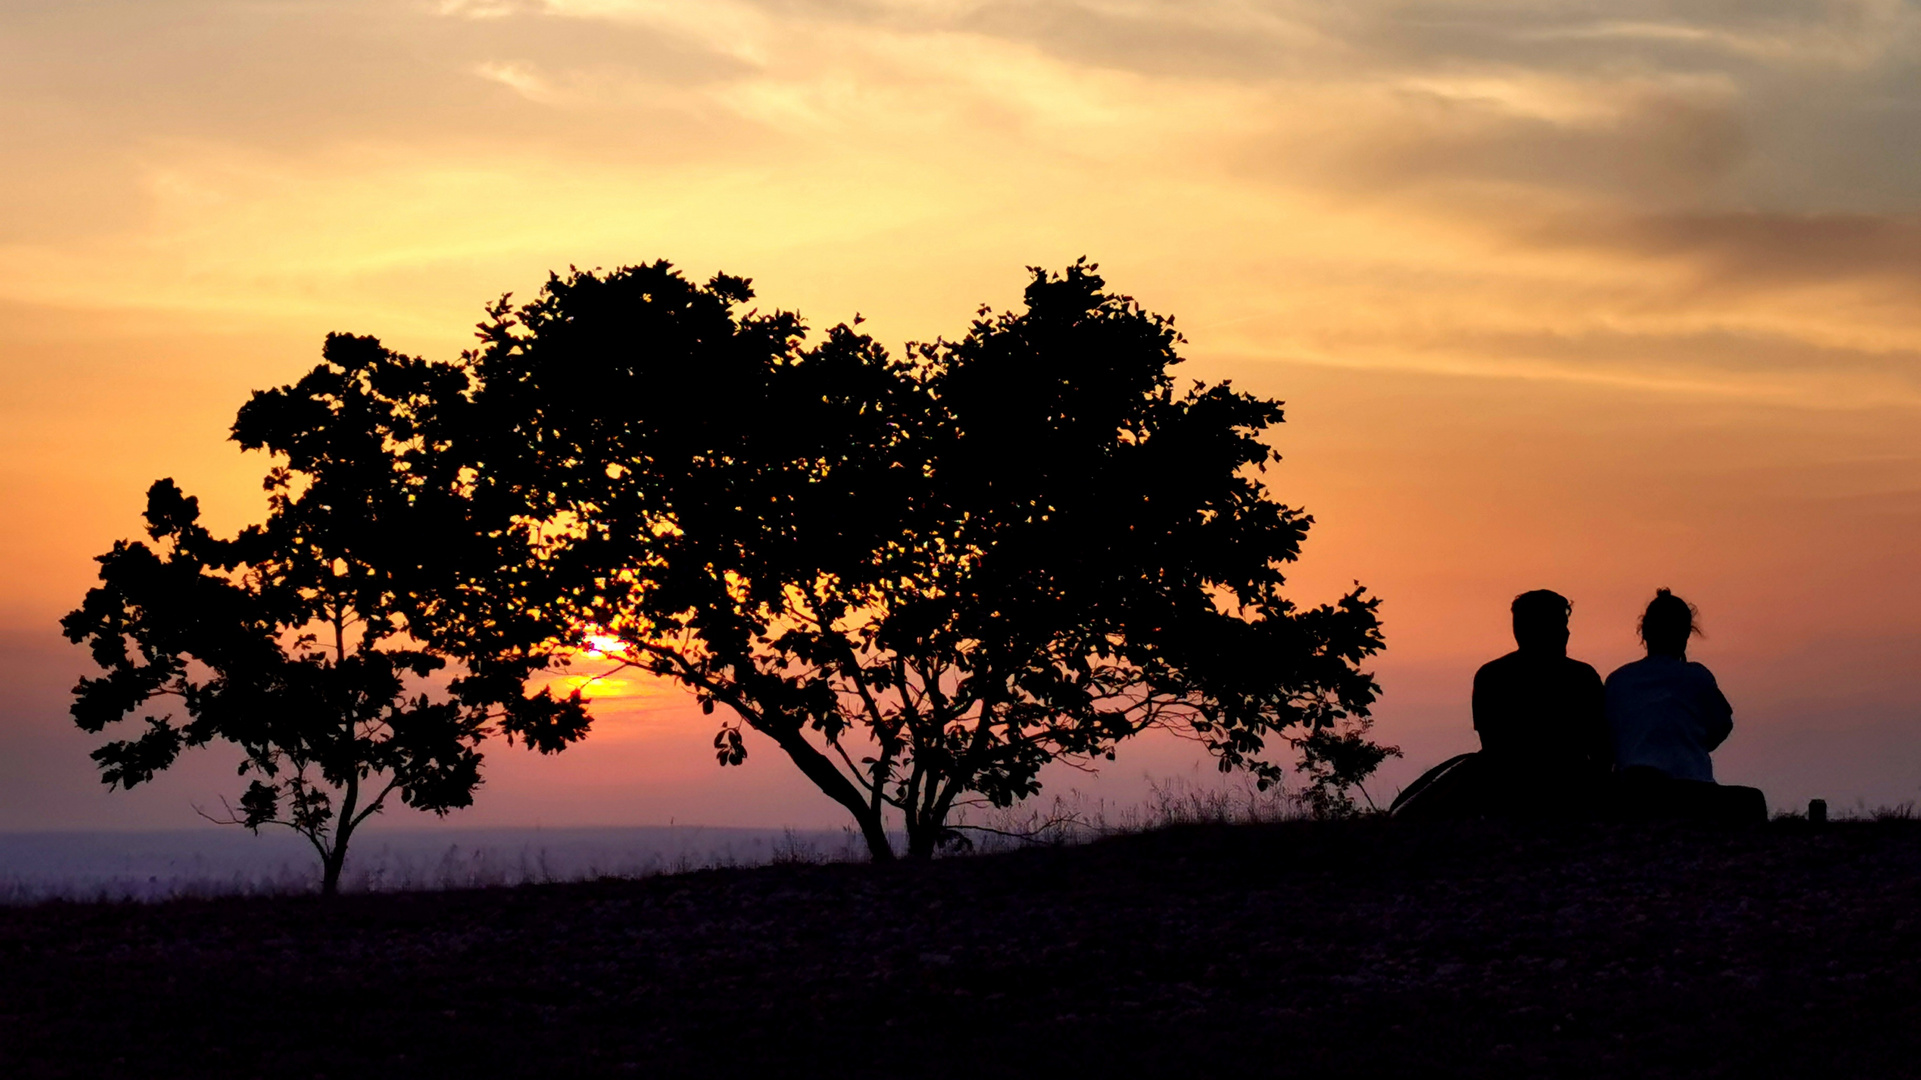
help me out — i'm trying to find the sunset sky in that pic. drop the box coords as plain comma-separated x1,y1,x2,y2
3,0,1918,832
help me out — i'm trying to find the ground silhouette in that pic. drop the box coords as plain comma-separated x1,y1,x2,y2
1,817,1915,1078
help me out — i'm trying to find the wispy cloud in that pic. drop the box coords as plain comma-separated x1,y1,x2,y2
3,0,1920,404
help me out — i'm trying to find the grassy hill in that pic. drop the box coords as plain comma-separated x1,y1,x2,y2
2,817,1917,1078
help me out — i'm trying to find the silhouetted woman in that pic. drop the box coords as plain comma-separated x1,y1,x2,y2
1604,589,1733,782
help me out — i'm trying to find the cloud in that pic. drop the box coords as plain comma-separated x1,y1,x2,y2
1369,324,1921,406
436,0,526,17
4,0,1921,408
1297,77,1750,206
1537,210,1921,292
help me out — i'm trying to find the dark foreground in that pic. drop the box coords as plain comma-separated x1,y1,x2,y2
2,819,1918,1079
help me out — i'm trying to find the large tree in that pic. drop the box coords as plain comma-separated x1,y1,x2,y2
62,334,589,894
467,259,1390,859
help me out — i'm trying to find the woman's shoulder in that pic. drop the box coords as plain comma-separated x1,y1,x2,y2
1607,655,1708,684
1682,660,1721,685
1605,656,1658,683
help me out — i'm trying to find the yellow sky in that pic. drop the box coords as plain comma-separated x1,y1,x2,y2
4,0,1919,828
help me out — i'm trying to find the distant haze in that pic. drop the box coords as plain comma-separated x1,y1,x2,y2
0,826,870,903
2,1,1917,833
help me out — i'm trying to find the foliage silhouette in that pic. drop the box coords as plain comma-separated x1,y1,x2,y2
465,259,1391,858
61,334,590,895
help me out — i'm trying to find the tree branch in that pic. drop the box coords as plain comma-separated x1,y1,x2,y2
348,774,404,831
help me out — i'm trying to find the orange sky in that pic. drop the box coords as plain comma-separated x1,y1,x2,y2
3,0,1918,830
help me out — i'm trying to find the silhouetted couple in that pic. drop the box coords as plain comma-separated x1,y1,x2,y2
1395,588,1764,821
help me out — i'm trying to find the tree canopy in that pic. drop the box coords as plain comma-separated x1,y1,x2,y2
61,334,590,894
64,261,1390,870
466,259,1390,858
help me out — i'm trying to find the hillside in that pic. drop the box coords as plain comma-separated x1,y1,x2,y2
2,818,1917,1078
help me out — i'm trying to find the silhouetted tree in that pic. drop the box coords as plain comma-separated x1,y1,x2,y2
468,259,1391,859
61,335,589,895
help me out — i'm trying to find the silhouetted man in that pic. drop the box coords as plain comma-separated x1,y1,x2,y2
1471,590,1611,810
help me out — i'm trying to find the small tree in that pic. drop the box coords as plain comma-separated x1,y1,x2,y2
467,260,1391,859
61,335,589,894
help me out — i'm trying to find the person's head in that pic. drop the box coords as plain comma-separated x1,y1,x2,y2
1638,588,1700,659
1510,589,1572,655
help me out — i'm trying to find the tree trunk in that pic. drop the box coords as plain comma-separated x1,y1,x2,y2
764,725,895,862
320,813,356,897
905,809,939,860
852,806,895,863
321,847,346,897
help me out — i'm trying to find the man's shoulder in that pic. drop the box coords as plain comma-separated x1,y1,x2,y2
1475,651,1527,679
1559,658,1604,696
1559,656,1602,678
1480,652,1598,678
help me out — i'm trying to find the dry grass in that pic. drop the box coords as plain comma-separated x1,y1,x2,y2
3,816,1918,1078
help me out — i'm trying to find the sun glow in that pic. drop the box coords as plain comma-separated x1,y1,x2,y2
579,633,632,659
